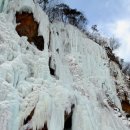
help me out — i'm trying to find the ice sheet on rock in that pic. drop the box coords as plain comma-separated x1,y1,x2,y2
0,0,130,130
50,22,130,130
50,22,121,106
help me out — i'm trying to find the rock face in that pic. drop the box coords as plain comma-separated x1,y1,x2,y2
16,12,44,50
0,0,130,130
16,12,38,42
121,93,130,115
122,100,130,114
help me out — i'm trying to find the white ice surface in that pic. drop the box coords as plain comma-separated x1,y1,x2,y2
0,0,130,130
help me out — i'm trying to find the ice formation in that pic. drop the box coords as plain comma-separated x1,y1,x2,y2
0,0,130,130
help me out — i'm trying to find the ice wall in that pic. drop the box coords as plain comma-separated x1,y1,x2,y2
50,22,130,130
50,22,123,107
0,0,130,130
0,0,9,12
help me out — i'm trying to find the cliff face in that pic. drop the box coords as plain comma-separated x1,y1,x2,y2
16,12,44,50
16,12,38,42
0,0,130,130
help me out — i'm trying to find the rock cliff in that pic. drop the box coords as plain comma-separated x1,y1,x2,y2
0,0,130,130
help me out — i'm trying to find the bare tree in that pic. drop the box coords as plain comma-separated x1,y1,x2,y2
36,0,61,12
36,1,88,30
122,62,130,75
91,25,98,33
109,37,120,50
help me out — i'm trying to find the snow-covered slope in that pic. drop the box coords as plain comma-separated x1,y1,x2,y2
0,0,130,130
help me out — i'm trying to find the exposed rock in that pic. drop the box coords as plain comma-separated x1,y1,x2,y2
33,36,44,51
64,104,74,130
49,57,56,76
24,108,35,125
16,12,44,50
64,112,72,130
105,47,121,69
122,96,130,114
16,12,38,42
41,124,48,130
122,100,130,114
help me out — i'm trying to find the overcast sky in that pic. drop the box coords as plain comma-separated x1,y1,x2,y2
64,0,130,62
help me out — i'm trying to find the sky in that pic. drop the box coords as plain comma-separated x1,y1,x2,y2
64,0,130,62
